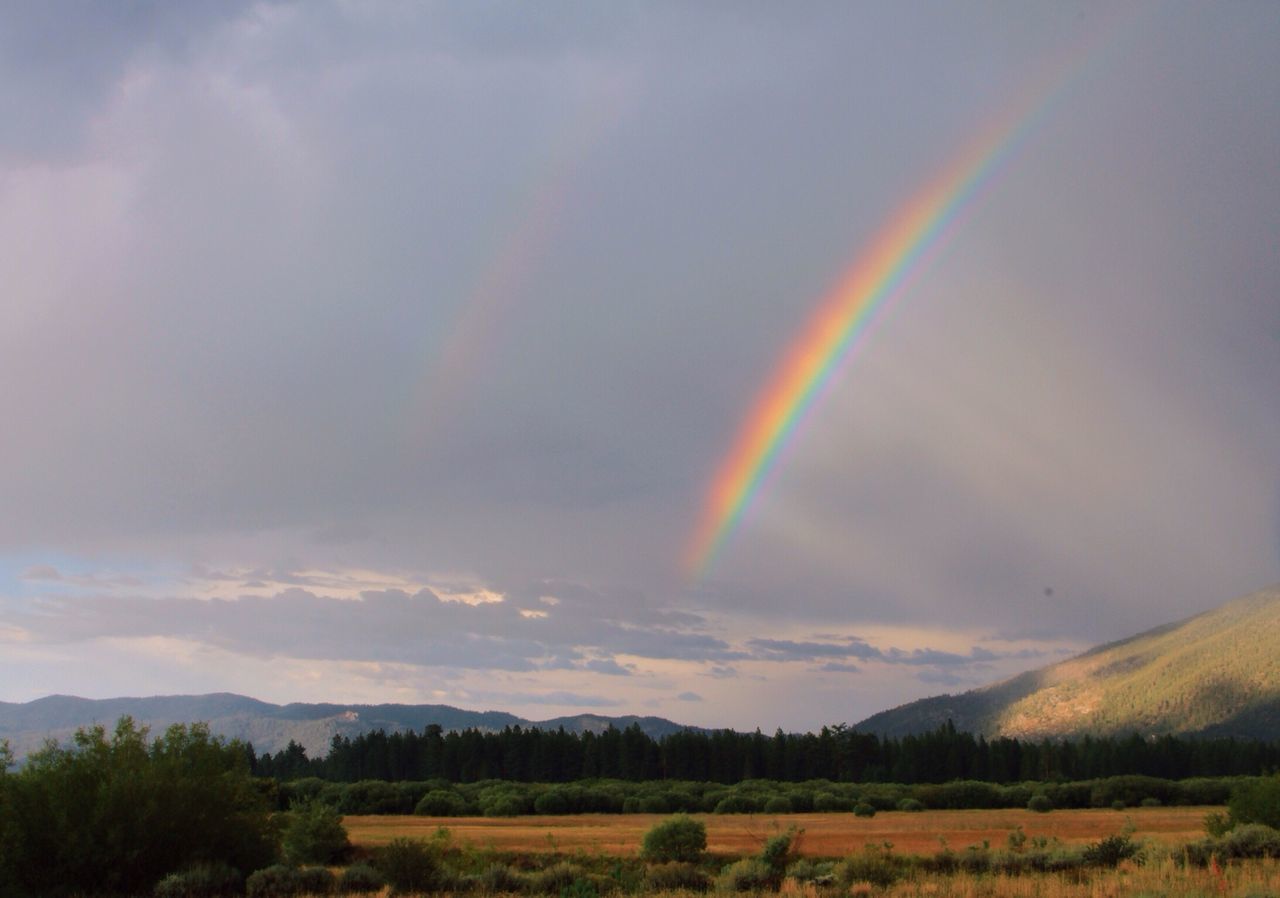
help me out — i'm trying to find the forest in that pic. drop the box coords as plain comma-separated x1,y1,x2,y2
253,720,1280,786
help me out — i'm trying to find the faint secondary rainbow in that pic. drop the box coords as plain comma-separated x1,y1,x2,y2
405,92,624,447
683,29,1127,578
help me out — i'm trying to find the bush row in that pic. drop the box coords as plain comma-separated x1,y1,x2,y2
277,772,1242,816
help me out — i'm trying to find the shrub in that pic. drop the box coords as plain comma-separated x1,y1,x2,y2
246,865,305,898
641,814,707,863
296,867,335,895
339,780,414,815
1177,778,1232,807
283,800,351,865
153,863,243,898
534,789,572,815
376,837,441,895
643,862,710,892
852,802,877,818
1204,811,1233,837
638,794,671,814
759,828,799,883
1229,775,1280,829
476,862,524,894
897,798,924,812
416,789,469,817
1082,834,1139,868
1221,824,1280,859
811,792,852,812
1111,800,1128,811
786,790,814,812
837,846,900,888
715,858,772,893
1027,794,1054,813
785,858,835,885
526,861,582,895
337,864,385,895
713,794,760,814
1140,797,1161,808
762,796,793,814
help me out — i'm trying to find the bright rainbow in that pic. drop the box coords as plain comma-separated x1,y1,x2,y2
682,34,1120,577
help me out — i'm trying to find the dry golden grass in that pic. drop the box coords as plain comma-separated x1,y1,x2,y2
867,857,1280,897
344,806,1212,858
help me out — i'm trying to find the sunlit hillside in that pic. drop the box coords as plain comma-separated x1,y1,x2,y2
857,585,1280,739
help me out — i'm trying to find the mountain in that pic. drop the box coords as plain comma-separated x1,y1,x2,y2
856,585,1280,740
0,693,698,761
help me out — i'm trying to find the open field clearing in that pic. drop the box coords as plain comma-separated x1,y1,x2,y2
345,807,1212,857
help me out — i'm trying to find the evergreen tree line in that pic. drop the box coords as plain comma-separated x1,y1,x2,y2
253,720,1280,786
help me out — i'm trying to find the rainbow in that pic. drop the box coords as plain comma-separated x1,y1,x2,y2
682,27,1128,577
405,94,623,447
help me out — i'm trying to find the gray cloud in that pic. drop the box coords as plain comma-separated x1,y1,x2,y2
0,1,1276,727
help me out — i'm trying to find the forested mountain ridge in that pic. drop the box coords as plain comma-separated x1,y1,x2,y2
0,692,696,760
856,585,1280,740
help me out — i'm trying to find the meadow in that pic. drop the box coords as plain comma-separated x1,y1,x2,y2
344,807,1211,857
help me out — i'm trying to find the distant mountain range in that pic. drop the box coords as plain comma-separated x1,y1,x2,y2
7,586,1279,761
0,693,697,761
856,585,1280,741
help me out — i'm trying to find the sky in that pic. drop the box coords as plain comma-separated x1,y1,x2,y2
1,1,1278,732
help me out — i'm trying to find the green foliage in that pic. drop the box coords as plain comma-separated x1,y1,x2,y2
762,796,792,814
3,717,277,897
852,802,877,818
524,861,585,896
1229,775,1280,829
640,814,707,863
897,798,924,812
1204,810,1233,837
534,788,573,815
837,844,901,888
1027,793,1054,813
416,788,469,816
153,863,243,898
1082,833,1139,867
477,862,524,894
1006,826,1027,852
246,865,306,898
375,837,442,895
644,862,710,892
759,827,799,880
282,800,350,864
715,858,772,893
1221,824,1280,859
713,793,760,814
784,858,835,885
336,864,385,895
811,791,852,812
297,867,336,894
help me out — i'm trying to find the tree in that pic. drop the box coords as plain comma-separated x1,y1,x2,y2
640,814,706,863
3,717,277,896
282,800,350,864
1229,774,1280,830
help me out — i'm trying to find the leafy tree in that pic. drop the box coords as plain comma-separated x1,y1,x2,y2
1229,774,1280,829
282,800,350,864
3,717,277,896
640,814,707,863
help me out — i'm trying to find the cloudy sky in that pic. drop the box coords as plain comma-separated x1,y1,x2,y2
2,1,1277,731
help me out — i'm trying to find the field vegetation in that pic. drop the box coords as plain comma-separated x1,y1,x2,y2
3,718,1280,897
273,770,1251,818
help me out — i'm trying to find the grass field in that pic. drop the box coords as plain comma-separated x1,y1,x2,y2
344,807,1212,858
